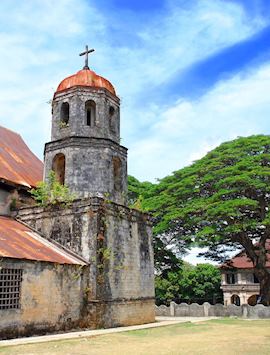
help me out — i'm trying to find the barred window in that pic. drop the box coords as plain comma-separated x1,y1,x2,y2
0,268,23,310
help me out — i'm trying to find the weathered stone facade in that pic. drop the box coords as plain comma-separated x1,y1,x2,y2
15,197,155,328
44,136,127,205
44,85,126,205
51,87,120,143
1,63,155,336
0,185,34,216
40,64,155,328
0,259,89,339
0,187,10,215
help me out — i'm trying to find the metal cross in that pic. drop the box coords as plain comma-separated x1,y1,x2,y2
79,45,95,69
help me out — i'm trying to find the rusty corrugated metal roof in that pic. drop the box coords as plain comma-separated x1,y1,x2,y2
0,126,43,188
56,68,116,96
0,216,87,265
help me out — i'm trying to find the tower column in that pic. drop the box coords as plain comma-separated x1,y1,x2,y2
44,61,127,205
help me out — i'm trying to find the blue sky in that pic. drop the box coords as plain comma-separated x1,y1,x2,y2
1,0,270,264
1,0,270,183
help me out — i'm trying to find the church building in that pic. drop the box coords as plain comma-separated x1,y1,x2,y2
0,48,155,339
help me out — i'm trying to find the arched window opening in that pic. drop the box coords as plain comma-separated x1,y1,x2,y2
85,100,96,127
231,294,240,306
109,106,115,116
248,294,259,306
52,153,65,185
109,106,116,132
113,157,122,192
226,273,237,284
60,102,70,125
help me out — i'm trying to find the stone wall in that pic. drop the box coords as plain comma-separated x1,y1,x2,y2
156,302,270,319
0,258,89,339
44,136,127,205
46,85,126,205
14,197,155,328
0,187,10,215
0,185,35,216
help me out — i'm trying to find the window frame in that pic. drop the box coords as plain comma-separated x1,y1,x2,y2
226,272,237,284
0,268,23,310
60,102,70,125
52,153,66,185
85,100,96,127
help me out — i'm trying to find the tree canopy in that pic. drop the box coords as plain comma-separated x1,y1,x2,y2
129,135,270,304
155,263,222,305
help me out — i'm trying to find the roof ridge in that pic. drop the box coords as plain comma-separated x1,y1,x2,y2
0,125,43,188
0,125,21,137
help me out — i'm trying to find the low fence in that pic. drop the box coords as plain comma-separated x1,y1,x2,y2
156,302,270,319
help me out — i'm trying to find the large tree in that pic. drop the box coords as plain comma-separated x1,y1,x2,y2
141,135,270,305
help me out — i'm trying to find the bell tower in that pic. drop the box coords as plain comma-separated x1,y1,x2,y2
44,47,127,204
18,47,155,329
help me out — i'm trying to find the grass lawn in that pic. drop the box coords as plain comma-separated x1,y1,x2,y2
1,319,270,355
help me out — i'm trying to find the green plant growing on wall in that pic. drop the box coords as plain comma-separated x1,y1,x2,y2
97,247,111,272
9,198,17,211
30,171,75,207
71,265,84,281
131,195,143,211
103,192,112,204
58,120,69,128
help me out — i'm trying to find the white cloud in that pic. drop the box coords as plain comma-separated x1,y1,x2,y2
115,0,265,92
0,0,268,181
113,0,268,140
0,0,106,156
129,62,270,181
183,247,218,266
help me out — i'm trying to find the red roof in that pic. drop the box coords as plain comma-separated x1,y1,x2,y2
0,216,87,265
56,68,116,96
221,241,270,269
0,126,43,188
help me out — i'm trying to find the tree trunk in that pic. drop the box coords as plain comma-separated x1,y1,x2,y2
243,237,270,305
254,268,270,306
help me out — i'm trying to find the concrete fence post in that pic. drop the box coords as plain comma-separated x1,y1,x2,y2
170,301,176,317
203,302,211,317
242,304,248,318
